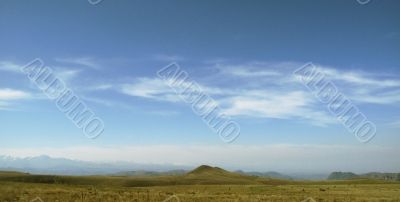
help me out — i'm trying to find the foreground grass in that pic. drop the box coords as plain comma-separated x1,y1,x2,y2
1,171,399,201
1,181,400,201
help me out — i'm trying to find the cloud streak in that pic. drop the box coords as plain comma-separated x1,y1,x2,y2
0,61,23,73
3,59,399,126
0,88,31,100
0,88,31,110
118,63,338,125
55,57,100,69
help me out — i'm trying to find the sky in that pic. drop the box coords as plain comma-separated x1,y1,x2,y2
0,0,399,172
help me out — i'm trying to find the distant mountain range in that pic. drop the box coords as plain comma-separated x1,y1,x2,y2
234,170,293,180
0,155,260,177
0,155,190,175
3,155,396,181
111,168,294,180
328,172,400,181
0,165,293,187
2,165,399,189
0,155,299,179
112,170,187,176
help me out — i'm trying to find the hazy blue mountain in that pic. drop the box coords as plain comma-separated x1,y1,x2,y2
235,170,293,180
288,172,329,180
0,156,311,179
0,155,191,175
3,155,396,181
361,172,400,181
112,169,187,176
328,172,358,180
328,171,400,181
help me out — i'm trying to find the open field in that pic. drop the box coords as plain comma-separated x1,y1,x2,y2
1,169,400,202
1,181,400,202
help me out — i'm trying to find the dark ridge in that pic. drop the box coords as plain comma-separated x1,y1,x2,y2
187,165,228,175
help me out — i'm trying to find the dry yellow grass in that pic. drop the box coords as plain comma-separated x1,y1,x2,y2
1,182,400,202
1,169,399,201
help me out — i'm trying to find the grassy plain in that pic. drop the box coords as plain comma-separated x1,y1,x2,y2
0,169,399,202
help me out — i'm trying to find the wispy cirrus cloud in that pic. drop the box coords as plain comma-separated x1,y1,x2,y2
216,62,284,77
351,90,400,104
3,58,399,126
0,88,31,100
0,60,82,82
219,91,336,125
121,78,180,102
85,84,114,91
52,67,82,83
306,66,400,104
0,88,31,110
55,57,100,69
117,61,400,126
0,61,23,73
315,66,400,88
153,54,185,62
0,59,90,110
118,77,335,125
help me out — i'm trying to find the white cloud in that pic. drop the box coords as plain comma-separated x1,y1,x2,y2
218,64,281,77
81,95,136,110
53,68,82,82
0,60,82,83
90,84,113,90
0,61,23,73
55,57,100,69
0,144,398,173
221,91,310,118
318,67,400,88
121,78,180,102
3,58,391,126
351,90,400,104
220,90,336,126
308,66,400,105
0,88,31,100
153,54,185,62
118,75,336,125
0,88,31,110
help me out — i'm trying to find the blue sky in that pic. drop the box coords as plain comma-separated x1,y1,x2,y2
0,0,399,172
